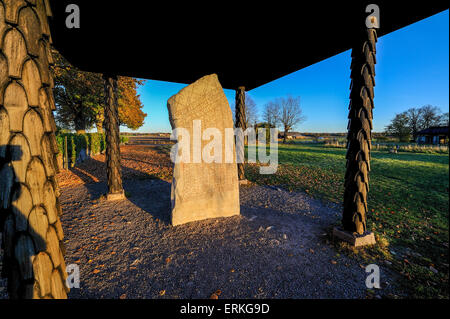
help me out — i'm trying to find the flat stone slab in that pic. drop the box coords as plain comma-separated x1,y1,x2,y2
333,227,376,247
167,74,240,226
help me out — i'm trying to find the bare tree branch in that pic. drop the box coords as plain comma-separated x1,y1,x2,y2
272,96,306,143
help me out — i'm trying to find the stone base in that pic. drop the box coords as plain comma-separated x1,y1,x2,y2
106,191,126,201
239,179,249,185
333,227,376,247
171,189,240,226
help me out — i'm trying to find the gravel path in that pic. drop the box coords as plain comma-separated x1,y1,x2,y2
40,179,395,299
0,175,400,299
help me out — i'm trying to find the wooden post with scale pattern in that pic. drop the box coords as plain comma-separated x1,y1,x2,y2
0,0,68,298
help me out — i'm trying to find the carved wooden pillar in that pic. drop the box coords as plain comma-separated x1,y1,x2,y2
0,0,68,298
235,86,246,181
342,28,377,234
103,75,124,200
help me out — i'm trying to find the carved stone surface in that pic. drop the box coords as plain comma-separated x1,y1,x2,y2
167,74,240,226
0,0,68,299
342,28,377,235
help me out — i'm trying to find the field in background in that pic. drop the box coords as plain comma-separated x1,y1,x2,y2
324,140,449,154
246,142,449,298
121,132,448,153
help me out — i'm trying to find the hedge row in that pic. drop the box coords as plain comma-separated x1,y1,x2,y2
56,133,129,167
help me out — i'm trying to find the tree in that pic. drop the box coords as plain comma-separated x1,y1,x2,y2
52,51,147,133
52,51,103,133
117,77,147,130
438,112,449,126
385,112,411,142
387,105,446,142
418,105,441,129
406,107,421,139
274,96,306,143
245,94,258,127
263,101,281,128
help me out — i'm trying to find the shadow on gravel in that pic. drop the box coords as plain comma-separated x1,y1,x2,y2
59,181,398,299
69,157,165,185
65,156,173,224
78,179,172,225
123,179,172,225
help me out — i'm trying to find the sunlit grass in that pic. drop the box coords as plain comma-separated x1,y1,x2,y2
246,142,449,298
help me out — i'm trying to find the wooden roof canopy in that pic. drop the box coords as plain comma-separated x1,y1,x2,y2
48,1,448,90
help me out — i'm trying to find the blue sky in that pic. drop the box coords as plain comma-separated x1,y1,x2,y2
125,10,449,133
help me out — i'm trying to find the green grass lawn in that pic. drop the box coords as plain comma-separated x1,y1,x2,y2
245,142,449,298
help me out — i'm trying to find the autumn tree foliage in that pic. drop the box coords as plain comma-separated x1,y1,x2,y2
52,51,103,133
52,51,147,133
117,77,146,130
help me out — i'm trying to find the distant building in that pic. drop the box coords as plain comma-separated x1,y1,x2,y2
158,133,171,137
278,132,304,139
416,126,449,145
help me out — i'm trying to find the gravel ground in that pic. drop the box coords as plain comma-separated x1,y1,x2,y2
38,180,395,299
56,144,173,188
0,240,7,299
1,143,400,299
0,180,398,299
